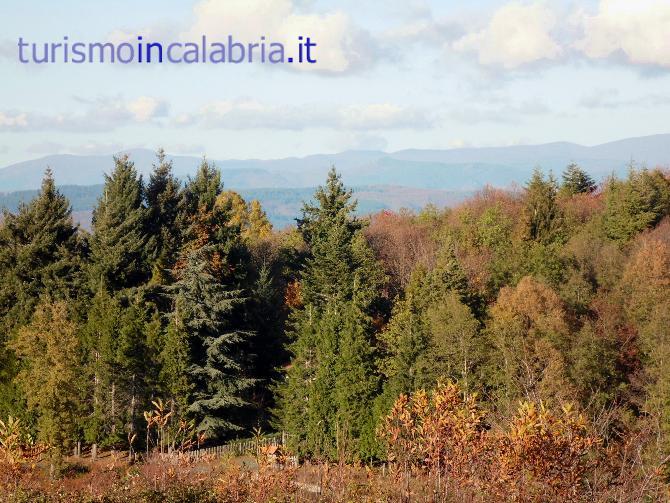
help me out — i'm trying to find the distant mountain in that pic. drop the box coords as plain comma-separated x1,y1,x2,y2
1,134,668,192
0,184,470,229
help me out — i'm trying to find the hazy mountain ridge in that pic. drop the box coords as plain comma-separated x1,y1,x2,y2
0,184,471,229
1,134,669,192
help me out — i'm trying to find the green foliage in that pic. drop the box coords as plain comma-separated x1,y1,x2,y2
4,153,670,489
277,168,383,460
146,149,182,283
168,248,254,437
601,168,670,242
89,155,149,291
9,301,82,456
561,163,596,196
0,170,83,419
524,169,563,244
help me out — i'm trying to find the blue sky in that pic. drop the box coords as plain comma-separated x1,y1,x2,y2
1,0,669,166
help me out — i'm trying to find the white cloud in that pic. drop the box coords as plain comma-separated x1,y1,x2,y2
0,96,168,132
0,112,29,129
452,2,562,69
72,142,132,155
126,96,169,122
182,0,376,73
177,99,433,130
574,0,670,69
448,99,551,124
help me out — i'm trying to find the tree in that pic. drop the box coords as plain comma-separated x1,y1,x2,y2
179,158,221,225
0,169,83,418
168,248,254,437
561,163,596,196
485,276,574,410
377,242,482,414
81,289,123,447
601,168,670,242
145,149,181,283
246,200,272,241
524,169,563,244
9,301,82,459
277,168,383,460
89,155,149,291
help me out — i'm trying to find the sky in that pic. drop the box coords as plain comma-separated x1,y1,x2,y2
1,0,670,167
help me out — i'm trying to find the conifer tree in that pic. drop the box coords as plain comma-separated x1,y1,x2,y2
377,247,482,415
524,169,563,244
89,155,149,291
146,149,181,283
277,168,383,460
0,169,83,418
561,163,596,195
601,168,670,242
81,289,122,446
180,158,221,219
166,247,254,437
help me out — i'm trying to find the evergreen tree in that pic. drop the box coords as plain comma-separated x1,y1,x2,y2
180,158,221,219
89,155,149,291
146,149,181,283
377,249,482,415
277,168,383,460
524,169,563,244
0,169,83,418
81,289,122,447
601,168,670,242
167,248,254,437
561,163,597,195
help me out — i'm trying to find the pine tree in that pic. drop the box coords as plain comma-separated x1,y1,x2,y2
180,158,221,219
601,168,670,242
0,169,83,418
167,248,254,437
376,248,482,416
277,168,383,460
524,169,563,244
146,149,181,283
561,163,596,195
89,155,149,291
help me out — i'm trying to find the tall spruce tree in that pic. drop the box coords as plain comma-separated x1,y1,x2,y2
89,155,149,291
561,163,596,195
145,149,181,284
165,247,254,437
277,168,383,460
0,169,83,418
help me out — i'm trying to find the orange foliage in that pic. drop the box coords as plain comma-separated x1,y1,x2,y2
284,280,303,309
381,383,602,502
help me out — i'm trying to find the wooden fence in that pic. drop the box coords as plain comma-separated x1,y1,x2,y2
187,432,286,460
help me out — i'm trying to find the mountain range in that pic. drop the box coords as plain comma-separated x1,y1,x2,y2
1,134,668,227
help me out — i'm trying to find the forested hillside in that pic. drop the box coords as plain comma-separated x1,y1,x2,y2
2,150,670,501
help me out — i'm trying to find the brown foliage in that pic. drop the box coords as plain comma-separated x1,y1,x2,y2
380,383,604,502
365,210,439,297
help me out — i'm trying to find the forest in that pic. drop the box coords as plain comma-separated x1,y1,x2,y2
1,150,670,502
